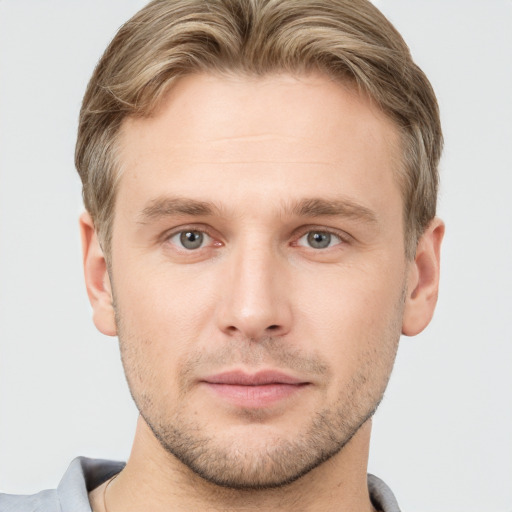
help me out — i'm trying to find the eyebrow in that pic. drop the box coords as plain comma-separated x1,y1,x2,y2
138,196,378,224
139,197,219,222
289,198,378,224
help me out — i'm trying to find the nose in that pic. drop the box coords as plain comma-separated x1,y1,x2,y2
215,242,292,341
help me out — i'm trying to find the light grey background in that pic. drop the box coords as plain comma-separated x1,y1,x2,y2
0,1,511,511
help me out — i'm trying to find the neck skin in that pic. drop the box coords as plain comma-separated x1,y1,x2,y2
89,415,377,512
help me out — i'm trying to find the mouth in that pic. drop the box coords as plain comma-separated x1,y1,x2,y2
200,370,310,408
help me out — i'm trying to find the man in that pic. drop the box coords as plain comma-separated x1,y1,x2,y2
0,0,444,510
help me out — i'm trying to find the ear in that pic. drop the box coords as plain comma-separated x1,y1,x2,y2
402,218,445,336
79,212,117,336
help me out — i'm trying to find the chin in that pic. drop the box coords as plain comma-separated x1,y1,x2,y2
142,402,376,490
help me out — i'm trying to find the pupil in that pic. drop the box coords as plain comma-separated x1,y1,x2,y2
180,231,203,249
308,231,330,249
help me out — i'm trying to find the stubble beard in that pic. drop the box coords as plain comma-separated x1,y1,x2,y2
118,336,400,490
115,289,404,490
141,372,385,490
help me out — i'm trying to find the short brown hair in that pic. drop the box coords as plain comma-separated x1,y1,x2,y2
76,0,442,259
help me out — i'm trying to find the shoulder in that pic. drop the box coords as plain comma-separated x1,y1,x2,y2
0,489,60,511
0,457,125,512
368,473,401,512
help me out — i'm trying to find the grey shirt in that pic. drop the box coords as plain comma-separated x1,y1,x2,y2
0,457,401,511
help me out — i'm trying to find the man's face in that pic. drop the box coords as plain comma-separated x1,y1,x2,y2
107,72,409,488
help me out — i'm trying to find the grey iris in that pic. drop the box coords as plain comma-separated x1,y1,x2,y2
180,231,203,249
307,231,331,249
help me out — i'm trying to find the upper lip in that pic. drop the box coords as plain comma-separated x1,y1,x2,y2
202,370,306,386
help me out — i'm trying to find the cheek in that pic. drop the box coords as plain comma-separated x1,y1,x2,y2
114,258,217,333
112,262,220,387
293,261,405,376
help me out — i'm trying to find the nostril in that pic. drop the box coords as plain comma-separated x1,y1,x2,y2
267,325,279,331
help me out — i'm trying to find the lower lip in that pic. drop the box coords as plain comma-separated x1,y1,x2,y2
202,382,308,408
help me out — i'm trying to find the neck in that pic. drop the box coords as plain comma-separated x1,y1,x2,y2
91,416,376,512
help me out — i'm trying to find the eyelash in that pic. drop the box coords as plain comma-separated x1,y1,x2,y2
294,230,344,249
163,225,350,253
293,225,352,250
166,227,219,251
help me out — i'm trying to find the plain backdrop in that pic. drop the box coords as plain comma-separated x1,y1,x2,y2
0,1,511,511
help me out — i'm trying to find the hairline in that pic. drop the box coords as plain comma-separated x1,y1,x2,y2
96,68,417,263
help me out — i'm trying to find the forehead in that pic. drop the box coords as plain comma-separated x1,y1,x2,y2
115,72,402,219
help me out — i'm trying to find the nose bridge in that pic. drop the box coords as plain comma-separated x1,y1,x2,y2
216,233,291,339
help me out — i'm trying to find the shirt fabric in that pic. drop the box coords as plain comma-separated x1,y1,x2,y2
0,457,401,511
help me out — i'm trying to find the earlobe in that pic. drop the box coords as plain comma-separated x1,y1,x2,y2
402,218,445,336
79,212,117,336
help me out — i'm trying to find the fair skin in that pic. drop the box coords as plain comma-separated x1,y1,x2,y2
83,72,444,512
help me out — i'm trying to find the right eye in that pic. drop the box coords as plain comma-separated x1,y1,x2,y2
169,230,211,250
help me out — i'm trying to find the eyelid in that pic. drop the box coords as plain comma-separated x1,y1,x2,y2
158,223,352,250
169,230,211,249
161,224,222,248
292,226,352,246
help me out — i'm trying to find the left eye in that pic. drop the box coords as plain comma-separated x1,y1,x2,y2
169,230,211,250
297,231,342,249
